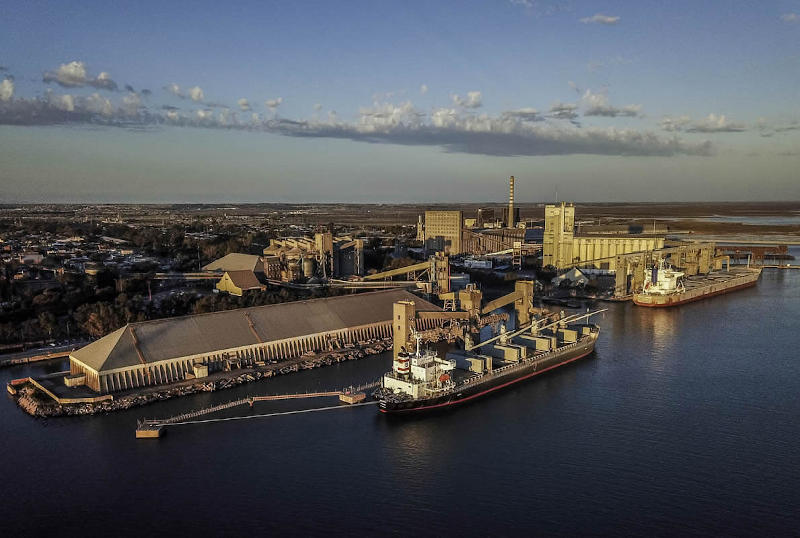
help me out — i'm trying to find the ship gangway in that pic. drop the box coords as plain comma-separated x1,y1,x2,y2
135,380,381,439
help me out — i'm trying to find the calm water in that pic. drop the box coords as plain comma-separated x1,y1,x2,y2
2,265,800,536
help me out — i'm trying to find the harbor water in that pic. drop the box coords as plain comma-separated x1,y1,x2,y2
1,262,799,536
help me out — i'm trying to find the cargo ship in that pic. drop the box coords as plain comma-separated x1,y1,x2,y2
376,310,604,414
632,260,761,307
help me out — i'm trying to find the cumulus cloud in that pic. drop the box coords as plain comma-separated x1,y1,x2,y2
0,78,13,102
452,91,482,108
188,86,204,102
420,84,428,95
86,93,114,116
47,92,75,112
661,113,746,133
581,89,642,117
548,102,579,121
265,106,710,157
166,83,183,97
781,13,799,23
265,97,283,109
165,83,204,102
121,92,142,116
580,14,620,24
43,61,118,90
0,93,711,157
238,98,251,111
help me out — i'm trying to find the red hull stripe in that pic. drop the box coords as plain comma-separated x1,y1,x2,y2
633,279,757,308
380,347,594,413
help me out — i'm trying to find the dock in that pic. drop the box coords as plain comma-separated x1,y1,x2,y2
135,380,380,439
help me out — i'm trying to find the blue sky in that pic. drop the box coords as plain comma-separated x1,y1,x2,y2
1,0,798,202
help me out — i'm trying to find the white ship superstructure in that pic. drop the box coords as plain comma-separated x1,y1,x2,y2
641,259,685,295
382,335,456,399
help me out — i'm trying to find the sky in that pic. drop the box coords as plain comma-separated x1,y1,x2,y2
0,0,799,203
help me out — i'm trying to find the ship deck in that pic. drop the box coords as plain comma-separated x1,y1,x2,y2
681,267,759,292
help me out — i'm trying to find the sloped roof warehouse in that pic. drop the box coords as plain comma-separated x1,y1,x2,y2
69,289,439,394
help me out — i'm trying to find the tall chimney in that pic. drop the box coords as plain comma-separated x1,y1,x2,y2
508,175,515,228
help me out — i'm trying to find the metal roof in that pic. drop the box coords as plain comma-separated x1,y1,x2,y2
203,253,263,272
70,289,439,373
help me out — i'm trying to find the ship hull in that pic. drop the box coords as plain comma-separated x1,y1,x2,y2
379,335,596,414
633,268,761,308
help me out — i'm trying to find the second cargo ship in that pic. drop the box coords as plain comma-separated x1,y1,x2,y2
632,260,762,307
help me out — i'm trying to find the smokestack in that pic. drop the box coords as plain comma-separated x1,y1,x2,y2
508,175,515,228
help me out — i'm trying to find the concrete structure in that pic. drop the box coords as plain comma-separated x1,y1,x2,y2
67,289,441,395
543,203,664,271
507,175,515,227
264,233,364,280
424,210,463,255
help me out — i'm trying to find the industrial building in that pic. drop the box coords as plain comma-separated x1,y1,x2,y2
423,210,463,255
263,232,364,281
66,289,440,395
203,253,269,296
543,203,665,271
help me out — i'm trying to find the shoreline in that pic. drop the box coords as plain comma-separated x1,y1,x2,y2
10,337,392,418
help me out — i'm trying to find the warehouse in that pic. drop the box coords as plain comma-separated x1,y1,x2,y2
67,289,440,394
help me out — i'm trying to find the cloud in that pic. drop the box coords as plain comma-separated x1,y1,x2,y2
452,91,482,108
661,113,746,133
86,93,114,116
0,66,9,72
757,118,800,137
166,83,183,97
42,61,118,90
776,150,800,156
47,92,75,112
781,13,799,23
313,103,322,111
121,92,142,116
581,90,641,117
238,98,251,111
581,89,641,117
188,86,204,102
659,115,692,132
548,102,579,121
265,97,283,109
141,89,152,97
580,14,620,25
509,0,572,17
0,78,13,102
420,84,428,95
0,94,711,157
266,107,710,157
501,108,542,122
165,83,204,102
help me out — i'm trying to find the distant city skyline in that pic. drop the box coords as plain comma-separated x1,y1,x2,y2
1,0,799,202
